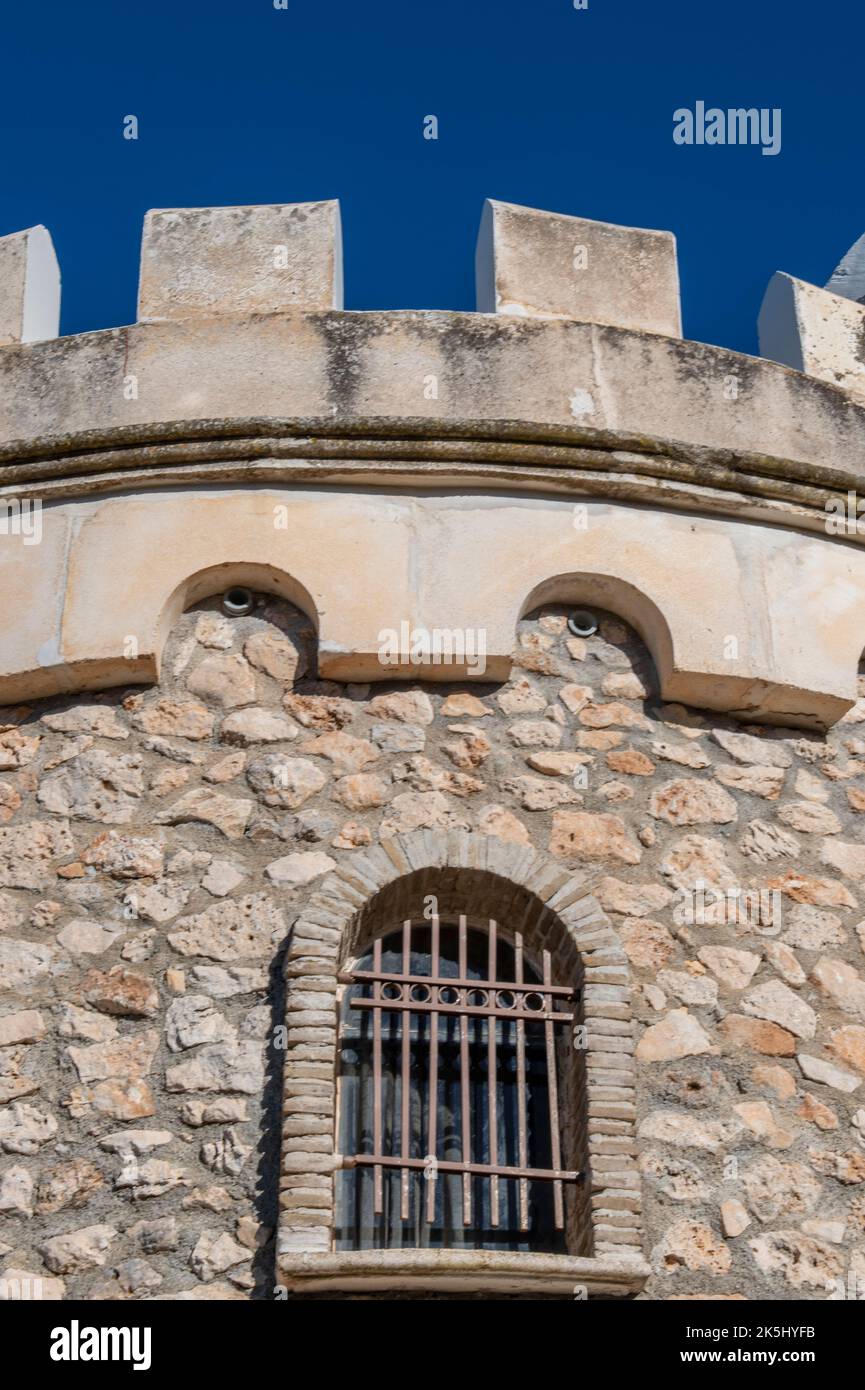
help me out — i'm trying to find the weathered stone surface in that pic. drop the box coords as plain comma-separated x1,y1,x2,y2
828,1025,865,1077
165,996,233,1052
741,980,816,1040
380,792,470,836
165,1040,264,1095
742,1156,822,1224
244,631,306,684
265,851,336,887
618,918,676,971
549,811,641,864
57,919,123,957
475,805,531,844
0,820,73,888
155,788,252,839
638,1110,744,1152
40,1224,118,1274
138,200,342,320
636,1009,713,1062
697,946,761,991
80,831,165,879
749,1230,842,1290
733,1100,795,1149
332,774,389,810
246,755,327,808
168,895,287,962
67,1031,158,1085
810,958,865,1019
797,1053,861,1093
650,779,737,826
220,708,298,746
712,731,792,768
714,764,785,799
189,1229,251,1281
653,1220,731,1274
777,802,841,835
37,749,144,823
0,1103,57,1154
132,699,214,740
718,1015,796,1056
820,840,865,881
187,654,257,709
720,1200,750,1238
81,967,159,1019
594,877,674,917
740,820,801,863
768,872,857,910
0,939,55,991
367,691,434,725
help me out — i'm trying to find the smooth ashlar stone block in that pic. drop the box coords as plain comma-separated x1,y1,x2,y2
0,225,60,346
137,200,343,321
475,199,681,336
759,271,865,403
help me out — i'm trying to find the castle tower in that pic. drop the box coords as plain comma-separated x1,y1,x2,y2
1,201,864,1301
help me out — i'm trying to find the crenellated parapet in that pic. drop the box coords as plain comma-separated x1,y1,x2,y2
2,199,865,729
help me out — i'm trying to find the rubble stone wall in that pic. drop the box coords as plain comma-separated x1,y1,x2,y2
2,591,865,1300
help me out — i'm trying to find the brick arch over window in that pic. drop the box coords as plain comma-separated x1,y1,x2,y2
277,831,649,1297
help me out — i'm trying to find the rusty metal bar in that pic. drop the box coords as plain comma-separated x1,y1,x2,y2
347,918,576,1240
372,935,383,1217
343,1154,580,1182
514,930,529,1233
340,968,573,998
400,919,411,1222
426,913,440,1226
543,949,565,1231
487,918,499,1228
350,995,573,1025
458,914,471,1226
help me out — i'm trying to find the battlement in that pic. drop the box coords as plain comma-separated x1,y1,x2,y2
2,200,865,730
3,198,865,410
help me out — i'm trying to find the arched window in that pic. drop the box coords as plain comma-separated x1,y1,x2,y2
335,914,579,1253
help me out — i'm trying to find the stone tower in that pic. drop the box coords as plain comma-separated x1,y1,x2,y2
1,200,865,1301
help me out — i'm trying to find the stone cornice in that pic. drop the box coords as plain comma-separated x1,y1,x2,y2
0,412,860,541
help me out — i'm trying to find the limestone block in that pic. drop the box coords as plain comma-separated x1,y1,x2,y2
475,199,681,335
137,201,342,321
0,225,60,345
758,271,865,403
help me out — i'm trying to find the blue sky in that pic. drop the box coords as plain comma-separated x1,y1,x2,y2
1,0,862,353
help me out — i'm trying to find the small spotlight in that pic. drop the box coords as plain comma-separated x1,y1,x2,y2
568,609,598,638
222,587,254,617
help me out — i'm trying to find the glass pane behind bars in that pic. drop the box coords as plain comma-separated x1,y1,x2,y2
335,924,566,1253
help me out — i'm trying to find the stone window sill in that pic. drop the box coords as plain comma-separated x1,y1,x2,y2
278,1248,650,1297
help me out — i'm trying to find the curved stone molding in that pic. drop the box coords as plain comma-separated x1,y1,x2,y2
1,314,864,493
277,829,649,1297
0,484,861,727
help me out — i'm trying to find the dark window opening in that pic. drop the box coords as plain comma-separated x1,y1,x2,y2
335,917,579,1253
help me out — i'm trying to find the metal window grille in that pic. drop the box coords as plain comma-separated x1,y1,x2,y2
338,914,581,1234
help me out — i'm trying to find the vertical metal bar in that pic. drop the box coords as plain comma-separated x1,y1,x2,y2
426,913,440,1225
458,914,471,1226
543,948,565,1230
400,919,411,1223
514,931,529,1233
372,936,383,1216
487,918,499,1227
